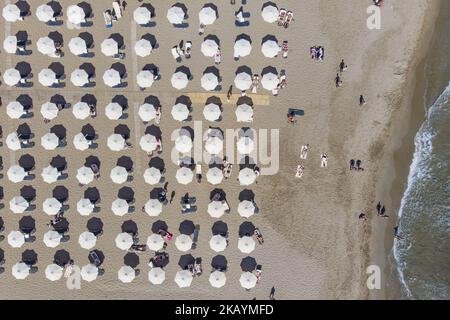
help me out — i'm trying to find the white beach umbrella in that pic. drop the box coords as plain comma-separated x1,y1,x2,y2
234,72,252,91
240,272,257,289
262,4,279,23
41,136,59,154
238,200,256,218
38,68,58,87
37,36,55,55
101,38,118,57
261,71,279,90
134,38,153,57
2,4,21,22
70,69,89,87
6,132,21,151
36,4,55,23
176,167,194,185
45,264,64,281
171,103,189,121
134,6,151,25
167,5,185,24
175,135,193,153
9,196,29,214
138,103,157,121
118,266,136,283
103,69,121,87
43,197,62,215
40,102,59,120
206,167,223,185
77,198,94,216
238,168,257,185
144,199,162,216
237,137,255,155
8,231,25,248
115,232,133,250
171,71,189,90
112,198,129,217
105,102,123,120
110,166,128,184
209,235,227,252
175,270,193,288
78,231,97,250
175,234,193,252
201,39,219,57
12,262,30,280
238,236,256,254
69,37,88,56
3,68,21,86
208,201,228,218
201,72,219,91
7,101,25,119
81,264,99,282
72,101,90,119
41,165,59,183
146,233,164,251
199,6,217,25
107,134,126,151
205,136,223,155
203,103,221,121
209,271,226,288
67,5,85,24
43,230,62,248
262,39,280,58
73,133,90,151
3,35,17,53
234,39,252,58
139,134,157,152
236,104,254,122
137,70,154,88
8,165,26,183
148,268,165,285
76,166,95,185
143,167,161,185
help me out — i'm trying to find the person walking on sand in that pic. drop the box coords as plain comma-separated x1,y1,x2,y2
335,73,342,87
269,287,276,300
359,95,366,106
376,201,381,214
359,213,368,221
339,59,347,74
227,85,233,102
380,205,386,216
394,226,404,240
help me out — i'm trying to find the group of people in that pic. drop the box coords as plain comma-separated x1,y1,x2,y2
349,159,364,171
310,46,325,61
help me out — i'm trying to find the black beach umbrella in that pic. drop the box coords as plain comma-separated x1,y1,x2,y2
109,33,124,49
15,30,28,44
124,252,139,268
148,157,165,171
111,62,126,77
178,254,195,269
149,187,165,200
84,187,100,204
239,189,255,202
144,125,162,139
205,95,222,107
0,187,3,201
236,65,252,76
81,124,96,140
48,31,63,44
17,123,31,139
237,96,253,106
151,252,169,268
114,124,130,140
151,220,168,233
141,3,155,17
208,157,223,169
19,216,35,234
175,65,192,79
50,155,67,172
204,34,220,46
50,94,66,107
21,249,38,265
16,94,32,110
54,249,70,267
81,93,97,106
80,63,95,78
117,156,133,172
52,186,68,203
118,187,134,202
179,220,195,235
211,255,227,270
212,221,228,236
203,66,220,78
239,221,256,237
240,256,257,272
144,95,161,107
16,1,30,16
49,62,65,79
261,66,278,77
112,95,128,109
0,216,4,230
210,189,226,201
78,1,92,17
0,248,4,263
142,64,159,76
87,217,103,235
20,185,36,202
53,217,69,233
121,220,138,235
262,34,278,45
50,125,66,140
239,156,256,170
79,32,93,48
236,33,252,44
175,95,192,108
84,155,100,169
142,33,157,47
48,1,62,16
180,126,195,139
18,154,35,171
88,249,105,266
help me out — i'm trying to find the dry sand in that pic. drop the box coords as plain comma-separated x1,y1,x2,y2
0,0,440,299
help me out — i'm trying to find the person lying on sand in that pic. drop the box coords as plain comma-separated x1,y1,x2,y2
295,165,304,178
300,144,309,159
321,154,328,167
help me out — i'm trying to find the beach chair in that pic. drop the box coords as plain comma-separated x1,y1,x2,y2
300,145,309,159
278,9,287,26
295,165,304,178
321,155,328,168
194,258,202,276
103,11,113,28
89,251,102,266
284,11,294,28
254,228,264,244
191,224,200,250
112,2,122,19
255,265,262,282
171,46,181,61
185,41,192,59
282,41,289,58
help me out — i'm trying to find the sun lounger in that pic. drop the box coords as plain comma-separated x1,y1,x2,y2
284,11,294,28
278,9,287,26
255,265,262,282
171,46,181,60
321,155,328,168
185,41,192,58
300,145,308,159
181,204,197,214
103,11,113,28
191,224,200,250
295,165,304,178
112,2,122,19
194,258,202,276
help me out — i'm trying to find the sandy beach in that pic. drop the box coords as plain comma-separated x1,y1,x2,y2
0,0,442,300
